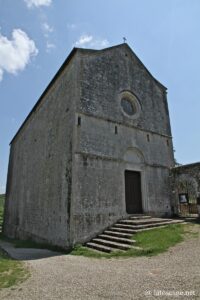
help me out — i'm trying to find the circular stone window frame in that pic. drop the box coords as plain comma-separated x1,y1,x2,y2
119,90,141,120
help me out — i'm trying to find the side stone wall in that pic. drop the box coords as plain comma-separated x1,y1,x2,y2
3,56,79,248
171,163,200,215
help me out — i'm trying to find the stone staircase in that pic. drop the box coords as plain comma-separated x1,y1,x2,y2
86,215,184,253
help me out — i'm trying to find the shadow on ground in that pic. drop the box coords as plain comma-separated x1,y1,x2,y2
0,240,63,260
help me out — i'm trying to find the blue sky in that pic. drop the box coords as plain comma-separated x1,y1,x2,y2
0,0,200,193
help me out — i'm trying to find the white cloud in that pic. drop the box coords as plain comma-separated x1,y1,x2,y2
46,41,55,53
41,22,55,52
24,0,52,8
42,22,54,34
75,34,109,49
0,29,38,81
67,23,77,30
75,34,93,47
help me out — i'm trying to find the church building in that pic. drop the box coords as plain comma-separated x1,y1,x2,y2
3,44,175,248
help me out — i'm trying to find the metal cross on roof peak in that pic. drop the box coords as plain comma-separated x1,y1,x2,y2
123,37,127,43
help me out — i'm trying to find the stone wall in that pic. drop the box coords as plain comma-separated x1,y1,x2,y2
71,114,173,244
77,45,171,136
3,55,79,248
171,163,200,214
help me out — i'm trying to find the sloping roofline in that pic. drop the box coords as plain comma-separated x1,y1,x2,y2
10,43,167,144
10,47,77,145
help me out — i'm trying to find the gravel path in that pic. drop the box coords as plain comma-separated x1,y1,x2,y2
0,225,200,300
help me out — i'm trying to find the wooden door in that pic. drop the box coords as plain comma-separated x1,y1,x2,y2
125,170,142,214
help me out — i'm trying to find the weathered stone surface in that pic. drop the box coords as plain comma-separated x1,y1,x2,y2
3,54,79,248
3,44,175,248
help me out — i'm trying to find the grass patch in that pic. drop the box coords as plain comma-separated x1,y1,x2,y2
71,244,111,258
131,224,184,256
70,245,147,258
0,249,29,289
71,224,193,259
0,195,29,289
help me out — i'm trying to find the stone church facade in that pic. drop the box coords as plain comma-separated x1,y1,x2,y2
3,44,175,249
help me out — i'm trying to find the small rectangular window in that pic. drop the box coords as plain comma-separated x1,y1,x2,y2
115,126,118,134
78,116,81,126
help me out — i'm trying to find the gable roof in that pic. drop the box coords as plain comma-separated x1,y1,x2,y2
100,43,167,90
10,43,166,144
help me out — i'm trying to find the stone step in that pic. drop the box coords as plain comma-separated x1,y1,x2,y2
104,230,133,239
162,220,185,225
112,220,183,234
91,238,133,251
86,242,112,253
114,220,183,230
113,223,149,230
126,221,185,233
85,218,185,253
119,218,172,226
98,234,136,245
114,220,185,234
109,227,138,234
131,225,167,233
129,215,152,220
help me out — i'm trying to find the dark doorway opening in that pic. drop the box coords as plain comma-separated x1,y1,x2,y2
125,170,143,214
